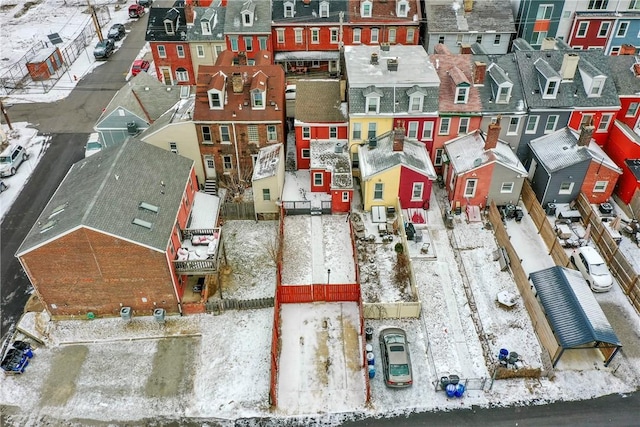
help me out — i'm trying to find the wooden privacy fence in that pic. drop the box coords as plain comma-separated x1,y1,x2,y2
574,193,640,313
488,201,560,371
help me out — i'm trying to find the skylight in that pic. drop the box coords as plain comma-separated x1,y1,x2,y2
132,218,153,229
48,202,69,219
139,202,159,213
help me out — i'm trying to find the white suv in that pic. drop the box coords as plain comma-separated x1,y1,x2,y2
0,144,29,177
570,246,613,292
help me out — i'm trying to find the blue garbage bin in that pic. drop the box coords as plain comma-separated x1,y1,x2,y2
446,383,457,397
455,383,466,397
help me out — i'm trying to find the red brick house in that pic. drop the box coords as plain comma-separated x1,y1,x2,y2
223,0,273,62
193,50,286,185
146,6,195,85
344,0,421,47
581,141,622,204
16,139,224,318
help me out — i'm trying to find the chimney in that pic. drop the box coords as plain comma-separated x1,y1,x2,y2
485,117,501,150
370,52,379,65
460,44,472,54
540,37,556,51
560,53,580,80
238,51,247,66
577,123,595,147
619,44,637,55
231,72,243,93
463,0,473,13
393,127,405,152
473,61,486,85
387,58,399,72
633,63,640,77
185,3,195,24
220,0,227,5
434,43,452,55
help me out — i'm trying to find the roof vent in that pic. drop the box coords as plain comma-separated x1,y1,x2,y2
371,52,379,65
473,158,482,167
387,58,398,72
334,141,346,153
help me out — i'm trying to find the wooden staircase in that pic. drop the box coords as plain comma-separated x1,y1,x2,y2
203,179,218,196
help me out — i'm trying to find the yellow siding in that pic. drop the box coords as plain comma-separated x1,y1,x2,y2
362,167,400,211
348,116,394,155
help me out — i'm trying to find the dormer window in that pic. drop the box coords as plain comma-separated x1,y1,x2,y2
455,87,469,104
208,90,224,109
361,0,372,18
241,0,255,27
406,85,425,112
497,86,511,103
544,80,558,97
589,77,605,97
449,66,470,104
534,58,561,99
397,0,409,17
320,1,329,17
284,1,294,18
487,63,513,104
201,20,211,35
578,60,607,98
165,21,175,35
251,90,264,109
364,86,382,113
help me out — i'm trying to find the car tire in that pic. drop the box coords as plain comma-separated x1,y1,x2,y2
10,167,16,176
23,153,29,160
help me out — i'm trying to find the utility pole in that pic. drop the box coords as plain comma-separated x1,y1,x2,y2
0,100,13,131
87,0,103,42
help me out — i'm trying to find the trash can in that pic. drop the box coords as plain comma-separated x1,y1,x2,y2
367,352,375,366
508,351,519,364
440,376,450,389
446,383,457,398
405,222,415,240
365,344,373,353
120,306,132,321
444,213,454,229
498,348,509,361
455,383,466,398
153,308,166,323
368,365,376,379
365,326,373,341
448,374,460,385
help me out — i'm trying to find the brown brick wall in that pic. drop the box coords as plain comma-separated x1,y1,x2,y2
20,228,179,318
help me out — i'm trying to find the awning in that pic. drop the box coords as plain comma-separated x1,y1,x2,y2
275,51,339,61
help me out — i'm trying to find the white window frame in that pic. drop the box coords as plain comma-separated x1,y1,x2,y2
230,36,239,51
455,86,469,104
494,34,501,45
507,117,520,135
367,123,377,140
500,182,514,193
411,182,424,201
176,69,188,82
196,45,205,58
311,28,320,44
276,29,285,43
220,125,231,143
248,125,259,143
244,36,253,51
589,77,605,97
301,148,310,159
406,28,415,44
497,86,511,103
329,126,338,139
313,172,323,186
262,188,271,201
267,125,277,141
157,45,166,58
366,95,380,113
295,28,303,44
458,117,469,134
330,28,339,44
371,28,379,44
388,28,397,43
222,155,233,171
543,79,559,98
598,113,613,132
251,90,264,109
259,37,268,50
176,45,185,58
284,2,294,18
208,90,223,109
439,117,451,135
588,0,609,9
201,21,211,35
627,102,639,117
353,28,361,44
531,31,547,45
434,148,444,166
397,0,409,18
464,179,478,198
537,4,553,19
593,181,608,193
407,122,418,139
558,181,575,195
544,115,558,133
320,1,329,18
373,182,383,200
342,192,349,202
361,0,372,18
598,22,610,37
525,115,539,134
302,126,310,139
202,126,212,142
616,21,629,37
422,122,434,140
577,22,589,37
352,123,362,140
169,142,178,154
409,95,423,112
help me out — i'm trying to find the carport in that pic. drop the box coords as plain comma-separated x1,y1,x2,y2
530,266,622,367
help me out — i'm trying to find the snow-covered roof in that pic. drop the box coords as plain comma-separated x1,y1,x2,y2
528,128,593,172
252,143,282,181
445,130,527,175
587,141,622,174
310,140,352,190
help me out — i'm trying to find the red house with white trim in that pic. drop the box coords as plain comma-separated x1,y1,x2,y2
223,0,273,62
605,120,640,205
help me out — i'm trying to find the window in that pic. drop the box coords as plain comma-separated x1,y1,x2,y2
176,68,188,82
169,142,178,154
439,118,451,135
284,3,293,17
434,148,444,166
352,123,361,140
202,21,211,35
206,158,215,169
329,126,338,139
242,10,252,26
438,35,445,44
588,0,608,9
244,37,253,51
208,91,222,108
252,90,264,108
494,34,501,45
262,189,271,201
598,113,613,132
230,36,239,51
373,182,383,199
302,148,310,158
409,95,422,112
353,28,361,43
164,21,175,35
559,182,574,194
157,45,166,58
458,117,469,134
422,122,434,140
455,87,469,103
525,116,539,134
196,45,205,58
313,172,323,186
501,182,514,193
406,28,415,44
342,192,349,202
276,29,285,43
312,60,320,68
507,117,520,135
630,0,640,9
223,155,233,171
412,183,424,200
497,86,510,103
361,0,372,17
464,179,478,197
302,126,310,139
476,34,483,44
267,125,277,141
593,181,608,192
371,28,379,44
259,37,268,50
616,22,629,37
407,122,418,138
295,28,303,44
531,31,547,45
220,126,231,143
202,126,212,142
320,1,329,17
544,115,558,133
244,125,258,143
581,114,593,127
577,22,589,37
397,0,409,17
330,28,339,44
215,45,223,54
366,96,379,113
536,4,553,19
627,102,639,117
598,22,610,37
545,80,558,97
311,28,319,44
367,123,377,140
176,45,185,58
590,78,605,97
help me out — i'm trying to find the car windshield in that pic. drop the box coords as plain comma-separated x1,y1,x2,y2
86,142,102,150
590,262,609,276
0,156,10,164
389,364,409,376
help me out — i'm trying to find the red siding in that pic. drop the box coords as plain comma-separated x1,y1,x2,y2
398,166,433,209
226,35,273,60
568,17,612,49
568,110,618,145
331,189,352,213
605,122,640,204
616,97,640,129
581,160,620,204
449,164,495,208
272,26,340,52
150,41,195,85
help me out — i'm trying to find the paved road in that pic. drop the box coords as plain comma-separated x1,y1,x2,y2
0,15,149,338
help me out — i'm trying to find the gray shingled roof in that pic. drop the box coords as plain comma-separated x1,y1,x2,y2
424,0,516,34
475,53,527,114
17,139,194,256
187,5,226,41
530,266,621,348
97,72,182,125
271,0,349,23
607,55,640,96
145,7,188,42
528,128,592,172
295,80,347,123
515,50,620,110
223,0,272,34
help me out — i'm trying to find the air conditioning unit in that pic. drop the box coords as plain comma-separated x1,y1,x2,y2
368,137,377,148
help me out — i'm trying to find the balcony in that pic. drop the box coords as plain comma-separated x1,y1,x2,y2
173,227,224,275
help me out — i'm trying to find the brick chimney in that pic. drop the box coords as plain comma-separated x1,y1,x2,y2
392,127,405,152
185,2,195,24
460,44,472,54
463,0,474,13
434,44,452,55
619,44,637,55
238,51,247,66
473,61,486,85
485,117,501,150
577,124,595,147
231,72,243,93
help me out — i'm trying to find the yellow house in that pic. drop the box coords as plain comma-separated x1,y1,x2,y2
188,4,227,77
252,143,285,220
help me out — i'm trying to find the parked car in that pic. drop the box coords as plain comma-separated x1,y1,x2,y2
285,84,296,100
138,0,153,6
128,4,145,18
0,144,29,177
93,39,115,60
570,246,613,292
84,133,103,158
379,327,413,388
107,24,125,41
131,59,150,77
